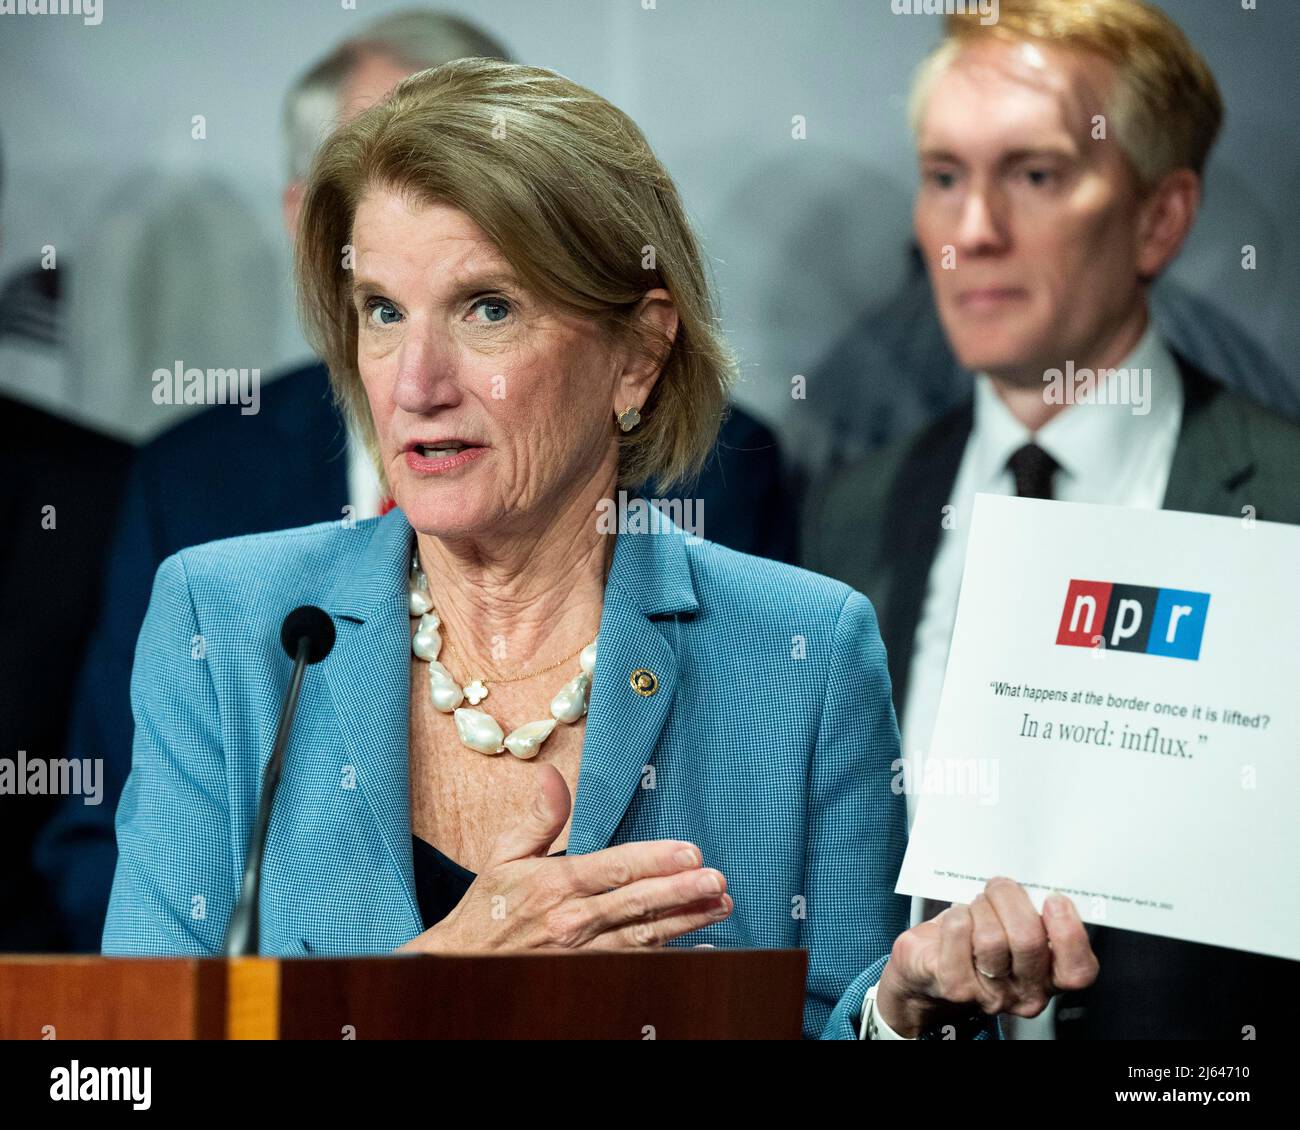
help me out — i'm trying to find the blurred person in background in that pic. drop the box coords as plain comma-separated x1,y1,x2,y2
805,0,1300,1038
0,396,131,950
0,129,134,949
33,7,790,954
64,169,280,444
0,133,67,415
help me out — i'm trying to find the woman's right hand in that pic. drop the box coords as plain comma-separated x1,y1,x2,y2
395,765,732,953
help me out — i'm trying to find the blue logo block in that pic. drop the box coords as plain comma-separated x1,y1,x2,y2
1145,588,1210,661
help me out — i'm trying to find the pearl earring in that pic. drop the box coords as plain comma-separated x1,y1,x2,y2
617,405,642,433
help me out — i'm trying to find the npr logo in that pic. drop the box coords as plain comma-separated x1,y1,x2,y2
1056,579,1210,661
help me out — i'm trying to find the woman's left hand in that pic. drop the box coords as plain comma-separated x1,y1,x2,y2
874,877,1100,1038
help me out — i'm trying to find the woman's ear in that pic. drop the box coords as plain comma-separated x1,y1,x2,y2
613,288,678,414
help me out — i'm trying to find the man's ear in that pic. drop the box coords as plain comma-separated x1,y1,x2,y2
1135,168,1200,282
613,287,679,413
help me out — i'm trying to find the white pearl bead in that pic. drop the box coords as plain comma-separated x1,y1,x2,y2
579,642,597,678
504,718,557,760
428,661,464,712
550,673,590,723
454,707,505,754
412,626,442,662
409,587,432,616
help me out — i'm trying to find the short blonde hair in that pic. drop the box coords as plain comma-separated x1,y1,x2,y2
908,0,1224,189
296,57,736,494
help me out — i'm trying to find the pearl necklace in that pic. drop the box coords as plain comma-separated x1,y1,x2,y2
408,554,597,758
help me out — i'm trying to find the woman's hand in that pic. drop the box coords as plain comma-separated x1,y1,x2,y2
874,877,1099,1037
396,765,732,953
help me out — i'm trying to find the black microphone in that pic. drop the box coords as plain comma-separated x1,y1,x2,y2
222,605,336,957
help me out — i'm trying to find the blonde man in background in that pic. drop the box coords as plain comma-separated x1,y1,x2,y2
806,0,1300,1039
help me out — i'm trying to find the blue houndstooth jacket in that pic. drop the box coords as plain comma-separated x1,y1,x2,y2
102,506,911,1039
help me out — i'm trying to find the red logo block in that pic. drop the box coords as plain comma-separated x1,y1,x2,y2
1056,579,1113,648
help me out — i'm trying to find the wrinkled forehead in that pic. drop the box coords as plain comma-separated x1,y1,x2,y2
350,191,517,291
919,39,1118,152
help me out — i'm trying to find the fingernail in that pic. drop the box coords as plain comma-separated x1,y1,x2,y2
1044,894,1067,917
676,847,700,868
697,871,722,895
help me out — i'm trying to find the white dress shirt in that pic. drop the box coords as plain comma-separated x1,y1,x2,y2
346,426,385,521
895,325,1184,1036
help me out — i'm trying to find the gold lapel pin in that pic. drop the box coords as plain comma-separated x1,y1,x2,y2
630,669,658,696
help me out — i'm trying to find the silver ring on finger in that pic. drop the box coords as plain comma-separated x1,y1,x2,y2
976,965,1007,979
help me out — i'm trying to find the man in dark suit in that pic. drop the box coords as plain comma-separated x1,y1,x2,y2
32,15,791,953
805,0,1300,1038
0,398,132,951
0,124,136,950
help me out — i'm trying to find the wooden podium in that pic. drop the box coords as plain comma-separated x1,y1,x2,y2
0,950,806,1039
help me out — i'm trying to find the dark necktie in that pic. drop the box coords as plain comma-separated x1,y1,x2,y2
1007,442,1058,500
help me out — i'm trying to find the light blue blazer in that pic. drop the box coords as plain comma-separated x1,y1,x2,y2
103,507,910,1039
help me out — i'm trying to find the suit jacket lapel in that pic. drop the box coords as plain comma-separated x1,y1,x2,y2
319,511,421,927
1162,353,1259,517
567,519,698,856
877,403,972,714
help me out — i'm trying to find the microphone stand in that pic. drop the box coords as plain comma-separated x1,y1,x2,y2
222,633,313,957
